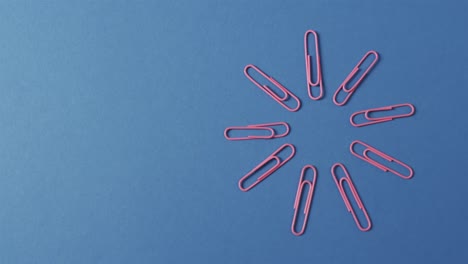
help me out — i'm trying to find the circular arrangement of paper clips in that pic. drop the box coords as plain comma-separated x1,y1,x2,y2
224,30,416,236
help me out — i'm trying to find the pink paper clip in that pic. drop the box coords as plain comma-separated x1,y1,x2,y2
350,103,415,127
224,122,290,141
238,144,295,192
333,51,379,106
291,165,317,236
350,140,414,179
244,65,301,112
331,163,371,232
304,30,323,100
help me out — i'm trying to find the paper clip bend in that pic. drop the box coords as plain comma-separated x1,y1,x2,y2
350,140,414,179
304,30,323,100
238,143,295,192
291,165,317,236
333,51,379,106
224,122,290,141
244,65,301,112
350,103,415,127
331,163,371,232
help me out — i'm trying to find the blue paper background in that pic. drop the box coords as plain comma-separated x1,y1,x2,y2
0,1,467,263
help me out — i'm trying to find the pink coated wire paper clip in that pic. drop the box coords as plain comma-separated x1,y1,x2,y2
350,103,415,127
350,140,414,179
304,30,323,100
224,122,290,141
244,65,301,112
291,165,317,236
333,51,379,106
238,144,295,192
331,163,372,232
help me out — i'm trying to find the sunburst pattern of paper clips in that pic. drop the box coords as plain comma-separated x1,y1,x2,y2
224,29,415,236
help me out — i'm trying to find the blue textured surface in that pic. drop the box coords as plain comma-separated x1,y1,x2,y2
0,1,467,263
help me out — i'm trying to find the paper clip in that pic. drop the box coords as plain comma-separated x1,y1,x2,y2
350,103,415,127
238,144,295,192
244,65,301,112
333,51,379,106
350,140,414,179
224,122,290,141
304,30,323,100
291,165,317,236
331,163,371,232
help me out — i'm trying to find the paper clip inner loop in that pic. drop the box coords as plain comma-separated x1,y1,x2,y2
331,163,371,232
350,140,414,179
244,65,301,112
238,144,296,192
333,51,379,106
304,30,323,100
291,165,317,236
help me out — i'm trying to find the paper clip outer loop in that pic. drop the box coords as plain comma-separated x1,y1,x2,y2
224,122,290,141
244,65,301,112
364,103,415,121
333,51,379,106
350,110,392,127
350,140,414,179
351,103,415,127
304,30,323,100
291,165,317,236
331,163,371,232
238,144,296,192
224,126,275,140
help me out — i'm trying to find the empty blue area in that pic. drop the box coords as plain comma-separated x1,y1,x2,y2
0,0,467,263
